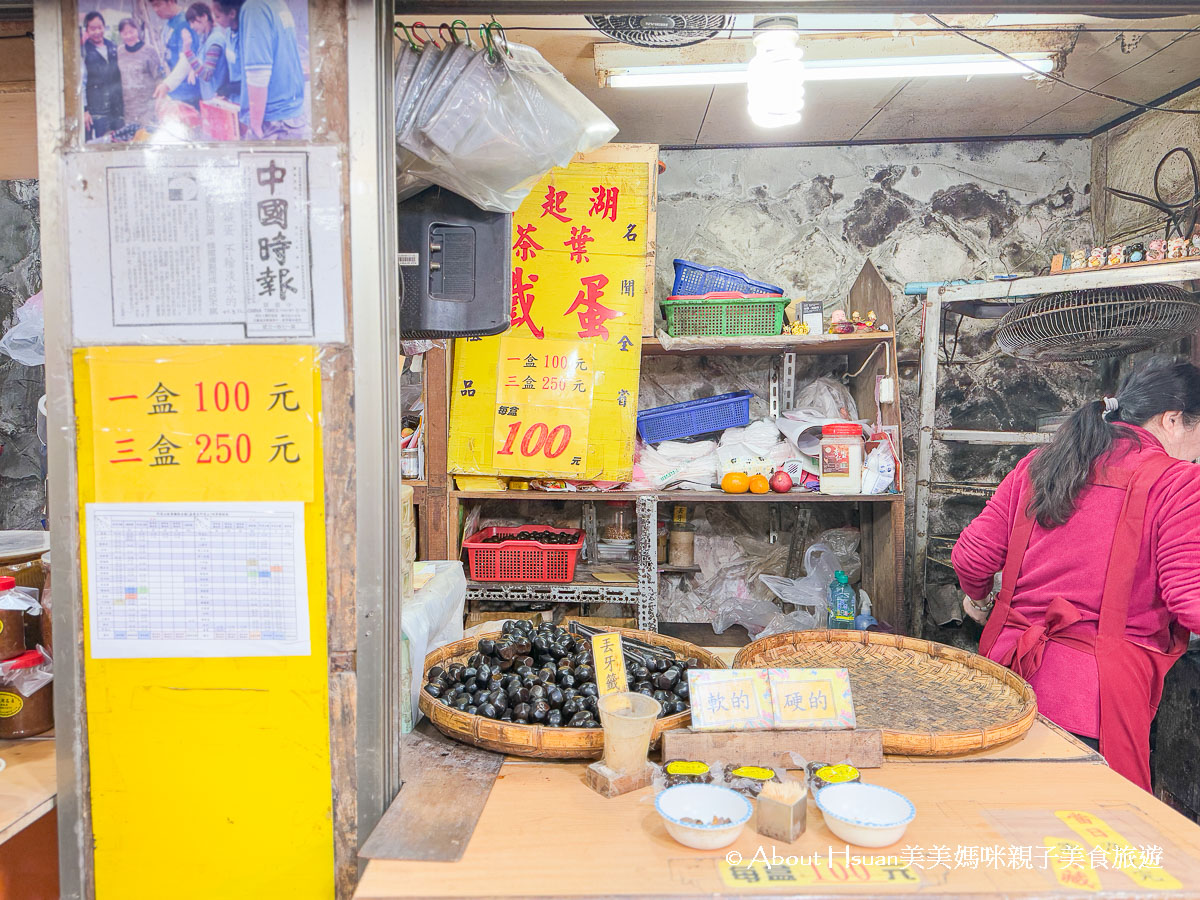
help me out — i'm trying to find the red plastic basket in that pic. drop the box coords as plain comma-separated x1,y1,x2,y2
462,526,585,583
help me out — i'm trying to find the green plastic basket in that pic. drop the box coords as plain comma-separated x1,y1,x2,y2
661,291,789,337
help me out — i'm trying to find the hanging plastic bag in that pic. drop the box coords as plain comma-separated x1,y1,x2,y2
415,37,617,212
404,561,467,720
815,528,861,583
0,292,44,367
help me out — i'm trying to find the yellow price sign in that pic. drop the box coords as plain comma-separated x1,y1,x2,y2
591,632,628,696
718,859,920,890
1055,811,1181,891
767,668,856,729
79,345,317,503
448,159,649,481
1043,838,1102,892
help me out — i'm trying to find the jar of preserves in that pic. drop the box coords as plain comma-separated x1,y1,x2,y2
0,647,53,739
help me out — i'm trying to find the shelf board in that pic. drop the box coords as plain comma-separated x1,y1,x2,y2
453,489,903,503
935,429,1052,445
658,564,701,574
641,333,893,357
936,258,1200,309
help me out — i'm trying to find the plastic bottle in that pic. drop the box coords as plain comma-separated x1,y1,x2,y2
827,570,856,629
854,592,878,631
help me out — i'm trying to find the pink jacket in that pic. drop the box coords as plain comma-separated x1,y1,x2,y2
951,425,1200,737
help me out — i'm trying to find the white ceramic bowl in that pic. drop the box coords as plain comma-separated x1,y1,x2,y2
815,782,916,848
655,784,753,850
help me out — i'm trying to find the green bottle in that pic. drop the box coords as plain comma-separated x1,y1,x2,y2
828,570,856,630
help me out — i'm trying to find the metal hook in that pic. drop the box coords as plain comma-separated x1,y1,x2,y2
486,21,510,57
439,23,456,45
394,21,419,52
451,19,473,48
413,21,440,49
479,23,497,62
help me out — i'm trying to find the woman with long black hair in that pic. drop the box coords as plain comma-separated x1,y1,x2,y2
952,360,1200,791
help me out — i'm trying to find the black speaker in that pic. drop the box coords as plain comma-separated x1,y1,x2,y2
398,187,511,339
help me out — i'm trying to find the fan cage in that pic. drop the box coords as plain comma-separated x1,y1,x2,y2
994,283,1200,362
585,14,732,48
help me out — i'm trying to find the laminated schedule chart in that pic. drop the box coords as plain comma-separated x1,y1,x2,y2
85,502,311,659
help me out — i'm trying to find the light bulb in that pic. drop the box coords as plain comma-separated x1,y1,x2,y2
747,28,805,129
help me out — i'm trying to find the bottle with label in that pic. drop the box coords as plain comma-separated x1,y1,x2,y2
827,570,856,630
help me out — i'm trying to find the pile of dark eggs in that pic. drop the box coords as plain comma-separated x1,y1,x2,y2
478,530,578,545
422,619,699,728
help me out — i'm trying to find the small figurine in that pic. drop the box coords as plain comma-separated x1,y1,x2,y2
1108,244,1125,267
1148,239,1167,261
789,320,810,335
1190,235,1200,257
1126,242,1145,263
851,311,875,333
1087,247,1106,268
1168,237,1189,259
866,310,879,331
1068,249,1087,270
828,311,855,335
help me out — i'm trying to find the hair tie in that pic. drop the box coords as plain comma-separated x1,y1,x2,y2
1103,397,1119,414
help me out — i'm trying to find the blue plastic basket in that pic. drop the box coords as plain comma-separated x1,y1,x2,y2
637,391,753,444
672,259,785,297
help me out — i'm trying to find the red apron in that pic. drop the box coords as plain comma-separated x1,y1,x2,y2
979,454,1189,791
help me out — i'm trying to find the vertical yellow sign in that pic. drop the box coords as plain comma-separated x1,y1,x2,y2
592,632,629,696
448,160,650,480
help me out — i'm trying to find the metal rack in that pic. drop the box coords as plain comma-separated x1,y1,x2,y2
451,260,908,635
910,259,1200,634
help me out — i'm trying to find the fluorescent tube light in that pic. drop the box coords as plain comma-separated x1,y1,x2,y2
605,52,1055,88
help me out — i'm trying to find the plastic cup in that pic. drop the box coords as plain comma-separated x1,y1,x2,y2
598,691,661,775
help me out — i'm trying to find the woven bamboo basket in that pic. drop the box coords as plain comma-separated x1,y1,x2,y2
419,627,726,759
733,630,1037,756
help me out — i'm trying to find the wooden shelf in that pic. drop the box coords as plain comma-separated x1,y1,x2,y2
642,333,893,357
452,489,902,503
658,564,700,574
937,258,1200,307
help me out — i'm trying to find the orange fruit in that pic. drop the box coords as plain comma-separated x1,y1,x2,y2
721,472,750,493
749,474,770,494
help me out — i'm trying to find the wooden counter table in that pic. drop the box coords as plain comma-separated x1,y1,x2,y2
356,721,1199,899
0,736,59,900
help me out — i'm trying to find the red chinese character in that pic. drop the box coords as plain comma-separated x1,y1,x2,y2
563,225,595,264
512,223,544,262
511,267,545,340
566,273,622,340
540,185,570,223
588,185,619,222
1064,813,1095,825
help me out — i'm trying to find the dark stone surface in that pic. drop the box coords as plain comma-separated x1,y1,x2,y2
1154,647,1200,819
0,179,45,529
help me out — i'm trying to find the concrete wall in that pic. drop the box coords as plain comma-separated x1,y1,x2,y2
655,140,1107,633
0,179,44,529
1092,85,1200,245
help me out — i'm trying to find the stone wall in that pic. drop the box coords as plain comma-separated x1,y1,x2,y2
655,141,1106,633
0,179,44,529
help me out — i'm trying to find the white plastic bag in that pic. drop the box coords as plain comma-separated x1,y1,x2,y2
404,561,467,720
862,444,896,494
759,542,840,620
817,528,862,583
0,292,44,367
415,41,618,212
717,420,791,479
633,438,718,490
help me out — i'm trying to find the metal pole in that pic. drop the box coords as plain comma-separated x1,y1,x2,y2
910,288,943,638
349,0,400,850
36,0,91,895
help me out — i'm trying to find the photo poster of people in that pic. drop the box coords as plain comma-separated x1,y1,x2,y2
78,0,311,144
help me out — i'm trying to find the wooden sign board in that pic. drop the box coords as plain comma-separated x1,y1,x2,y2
687,668,855,732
